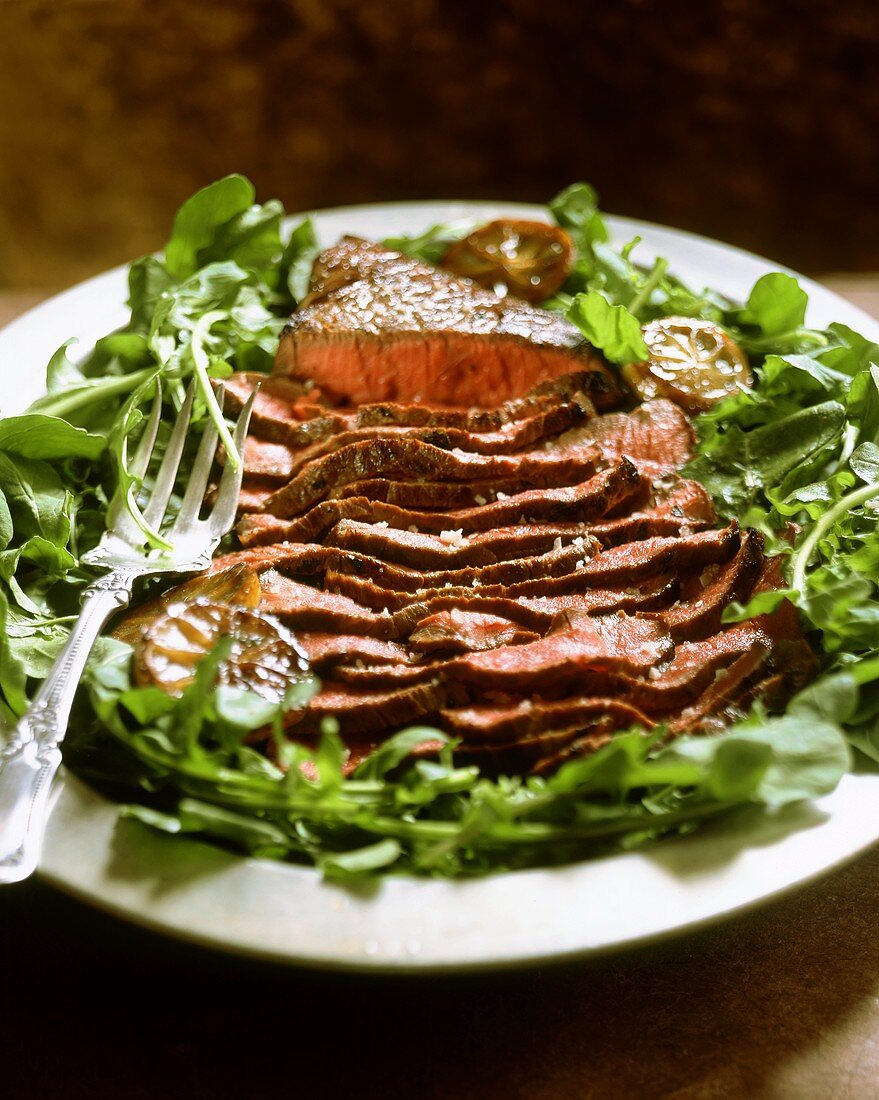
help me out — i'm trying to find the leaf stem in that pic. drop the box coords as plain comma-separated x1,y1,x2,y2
628,257,669,318
742,328,829,354
190,310,241,470
358,801,731,848
791,477,879,593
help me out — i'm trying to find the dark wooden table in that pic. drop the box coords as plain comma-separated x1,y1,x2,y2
2,287,878,1100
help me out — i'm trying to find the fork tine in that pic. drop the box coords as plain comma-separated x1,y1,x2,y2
170,385,224,533
129,380,163,481
141,382,195,528
104,379,164,533
208,384,259,537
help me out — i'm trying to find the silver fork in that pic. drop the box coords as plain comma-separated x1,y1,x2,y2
0,378,257,884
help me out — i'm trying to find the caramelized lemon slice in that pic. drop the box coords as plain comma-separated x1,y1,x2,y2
441,219,575,302
113,564,263,646
626,317,752,414
134,601,308,700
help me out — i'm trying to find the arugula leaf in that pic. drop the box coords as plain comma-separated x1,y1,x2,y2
0,586,27,719
277,217,320,304
45,340,86,392
667,711,850,806
353,726,453,780
0,453,76,546
0,415,106,462
163,175,256,280
849,441,879,484
0,490,12,552
567,291,648,365
684,400,846,516
745,273,808,336
198,198,285,276
319,838,404,879
127,257,177,330
549,182,609,252
382,220,475,265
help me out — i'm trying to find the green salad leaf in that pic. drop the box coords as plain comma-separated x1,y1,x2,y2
744,273,809,337
381,220,476,264
567,291,648,365
163,174,259,280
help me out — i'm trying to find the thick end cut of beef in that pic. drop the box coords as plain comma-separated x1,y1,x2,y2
275,238,622,409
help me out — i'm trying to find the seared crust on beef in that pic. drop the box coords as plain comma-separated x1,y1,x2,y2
262,437,610,518
229,400,594,481
441,697,654,742
236,475,709,552
238,460,644,546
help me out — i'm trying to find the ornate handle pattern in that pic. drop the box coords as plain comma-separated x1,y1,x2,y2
0,570,135,883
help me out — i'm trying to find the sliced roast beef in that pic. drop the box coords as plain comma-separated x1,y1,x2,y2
409,609,540,655
217,536,604,597
453,726,610,775
331,617,769,707
556,398,696,478
317,526,736,613
224,372,315,419
235,480,278,514
503,525,741,595
257,571,397,638
220,253,815,776
668,642,772,733
330,540,600,594
322,478,711,568
330,526,738,612
331,458,639,517
282,678,446,736
528,725,622,775
450,612,673,692
332,661,444,688
325,523,739,611
354,370,602,428
239,461,642,546
278,401,590,478
390,579,678,636
623,624,771,714
238,437,300,481
588,478,716,547
325,518,597,569
223,373,346,445
333,478,527,510
263,437,608,518
276,239,622,409
331,610,673,693
296,632,408,670
651,531,764,642
440,696,654,742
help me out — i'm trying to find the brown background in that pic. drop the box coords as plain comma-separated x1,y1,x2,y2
1,0,878,295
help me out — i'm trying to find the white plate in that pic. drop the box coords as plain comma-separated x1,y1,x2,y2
2,200,878,972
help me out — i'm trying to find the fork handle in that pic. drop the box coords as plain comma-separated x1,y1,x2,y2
0,570,135,884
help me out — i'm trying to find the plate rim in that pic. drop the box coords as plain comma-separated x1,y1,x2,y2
3,196,879,972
